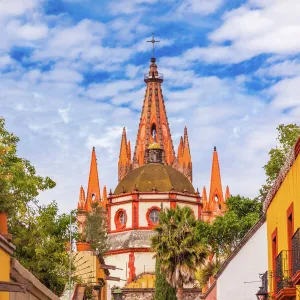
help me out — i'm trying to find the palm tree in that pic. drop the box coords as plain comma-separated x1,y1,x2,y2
151,206,208,300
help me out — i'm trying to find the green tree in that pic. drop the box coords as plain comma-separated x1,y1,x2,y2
10,201,76,295
85,203,109,255
151,206,208,300
0,117,55,215
196,196,262,257
260,124,300,201
154,257,177,300
0,117,73,295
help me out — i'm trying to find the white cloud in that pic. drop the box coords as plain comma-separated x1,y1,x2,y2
269,76,300,110
256,60,300,77
58,105,71,124
0,0,40,18
175,0,224,16
86,79,141,101
6,20,48,41
108,0,158,15
0,55,14,69
162,0,300,65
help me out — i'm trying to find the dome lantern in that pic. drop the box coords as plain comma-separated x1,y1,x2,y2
146,142,163,164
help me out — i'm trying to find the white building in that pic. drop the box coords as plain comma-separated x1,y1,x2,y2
214,217,268,300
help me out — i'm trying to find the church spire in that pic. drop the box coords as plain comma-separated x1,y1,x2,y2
102,185,108,208
202,186,208,209
77,185,86,210
208,146,225,213
177,136,184,164
132,57,175,168
225,185,230,201
118,127,131,181
174,127,192,182
182,126,192,181
86,147,101,211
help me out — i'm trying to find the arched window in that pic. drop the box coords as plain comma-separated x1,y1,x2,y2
150,209,159,223
151,124,157,141
115,209,127,230
146,206,160,227
214,195,219,202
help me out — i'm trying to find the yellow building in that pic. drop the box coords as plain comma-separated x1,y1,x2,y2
71,244,109,300
265,138,300,299
0,213,59,300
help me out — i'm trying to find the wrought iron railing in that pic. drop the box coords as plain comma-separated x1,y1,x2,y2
275,250,292,293
144,73,164,80
292,228,300,276
261,271,268,292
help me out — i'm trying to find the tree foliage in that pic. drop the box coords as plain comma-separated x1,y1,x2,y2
10,202,76,295
196,195,262,257
195,260,221,289
154,257,177,300
0,117,73,296
151,206,208,300
85,203,109,255
260,124,300,201
0,118,55,215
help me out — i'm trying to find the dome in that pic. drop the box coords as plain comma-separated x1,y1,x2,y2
114,163,195,195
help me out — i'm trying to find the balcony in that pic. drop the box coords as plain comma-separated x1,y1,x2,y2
144,72,164,83
292,228,300,285
275,250,295,300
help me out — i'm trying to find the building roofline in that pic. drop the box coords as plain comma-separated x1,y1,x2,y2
214,214,266,279
0,234,16,256
264,136,300,212
200,281,216,299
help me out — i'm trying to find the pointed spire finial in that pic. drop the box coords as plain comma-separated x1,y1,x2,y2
214,146,217,151
225,185,230,201
101,185,108,208
147,33,160,58
86,147,101,211
208,147,225,213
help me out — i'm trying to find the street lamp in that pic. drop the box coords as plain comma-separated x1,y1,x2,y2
112,287,123,300
256,286,268,300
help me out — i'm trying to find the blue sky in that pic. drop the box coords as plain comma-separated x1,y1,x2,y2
1,0,300,212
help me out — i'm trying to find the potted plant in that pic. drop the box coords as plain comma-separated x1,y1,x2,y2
76,233,91,251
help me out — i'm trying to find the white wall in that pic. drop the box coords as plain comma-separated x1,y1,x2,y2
217,222,268,300
135,252,156,276
176,202,198,217
105,253,128,287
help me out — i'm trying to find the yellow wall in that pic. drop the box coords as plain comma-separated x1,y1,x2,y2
266,154,300,293
74,252,108,300
96,259,107,300
0,248,10,300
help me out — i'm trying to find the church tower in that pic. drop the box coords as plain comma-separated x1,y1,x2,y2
75,42,231,293
117,56,193,182
202,146,229,222
132,57,175,168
